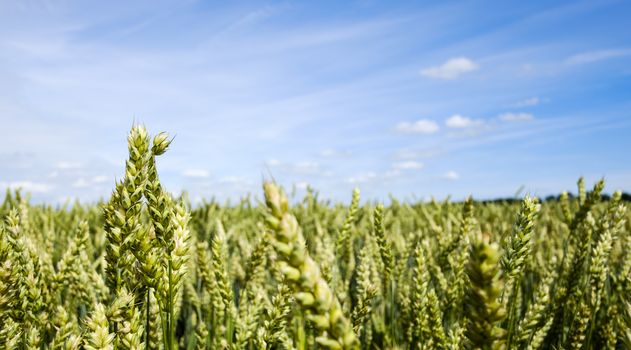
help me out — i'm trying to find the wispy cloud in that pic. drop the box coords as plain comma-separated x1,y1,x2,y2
392,148,443,160
393,161,424,170
395,119,440,134
420,57,478,80
567,48,631,65
320,148,351,157
444,171,459,180
346,171,377,184
348,160,424,184
72,175,111,188
499,112,534,122
92,175,109,184
182,169,210,178
0,181,52,193
513,97,540,107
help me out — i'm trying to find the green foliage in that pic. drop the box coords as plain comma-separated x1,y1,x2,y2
0,126,629,349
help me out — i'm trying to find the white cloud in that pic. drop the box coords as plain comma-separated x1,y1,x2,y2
393,148,442,160
499,112,534,122
92,175,109,184
395,119,439,134
346,172,376,184
444,171,459,180
73,175,110,188
567,48,631,65
393,161,424,170
182,169,210,178
0,181,52,193
513,97,540,107
445,114,481,128
420,57,478,80
384,161,424,179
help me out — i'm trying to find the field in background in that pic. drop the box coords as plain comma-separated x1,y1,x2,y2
1,126,629,350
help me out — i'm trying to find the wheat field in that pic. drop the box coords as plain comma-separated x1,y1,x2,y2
1,126,629,350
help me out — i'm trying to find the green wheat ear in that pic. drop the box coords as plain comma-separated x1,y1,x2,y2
372,203,393,292
84,303,115,350
336,188,360,283
464,233,506,350
263,182,359,350
502,195,540,347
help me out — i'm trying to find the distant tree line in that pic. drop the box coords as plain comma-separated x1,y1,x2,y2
478,192,631,205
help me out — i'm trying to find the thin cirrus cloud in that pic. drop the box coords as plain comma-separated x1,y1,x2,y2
72,175,110,188
566,48,631,65
320,148,351,157
420,57,478,80
379,161,425,181
499,112,534,122
92,175,109,184
182,169,211,178
393,161,424,171
395,119,440,134
346,172,377,184
513,97,540,107
0,181,53,194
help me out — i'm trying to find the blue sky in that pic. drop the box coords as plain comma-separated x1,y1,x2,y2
1,0,631,204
